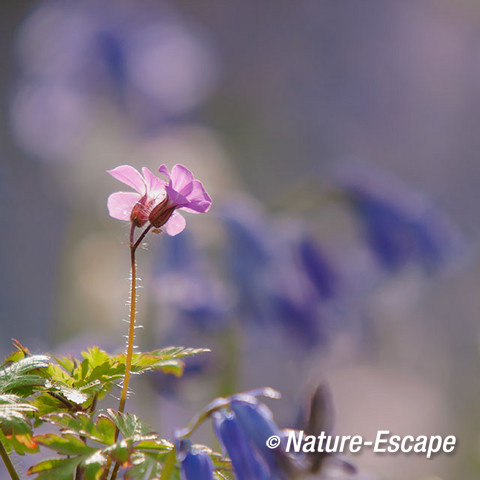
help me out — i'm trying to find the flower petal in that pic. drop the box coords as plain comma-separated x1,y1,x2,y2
164,211,186,236
158,164,171,179
107,191,141,221
182,180,212,213
142,166,166,199
107,165,146,194
213,411,270,480
180,448,214,480
171,164,194,194
165,184,190,208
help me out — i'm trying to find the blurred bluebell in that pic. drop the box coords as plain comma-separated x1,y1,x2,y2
177,439,214,480
219,199,275,326
12,0,218,161
294,232,340,300
335,161,465,273
220,200,340,346
213,409,270,480
152,231,230,331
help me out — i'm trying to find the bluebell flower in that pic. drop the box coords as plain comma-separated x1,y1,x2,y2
213,410,270,480
177,439,214,480
335,162,465,273
230,396,293,479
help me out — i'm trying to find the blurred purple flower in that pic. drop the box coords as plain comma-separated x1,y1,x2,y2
294,232,340,300
335,162,465,273
220,200,339,347
219,200,274,325
12,0,218,161
152,232,229,331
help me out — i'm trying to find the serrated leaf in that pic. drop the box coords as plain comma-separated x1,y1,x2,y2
48,383,89,405
35,433,96,455
82,451,108,480
115,347,210,377
126,452,162,480
136,439,173,452
0,355,49,377
27,457,81,480
27,453,107,480
107,410,155,440
95,414,116,445
104,439,133,466
40,412,115,445
0,395,36,435
9,432,38,455
0,355,49,395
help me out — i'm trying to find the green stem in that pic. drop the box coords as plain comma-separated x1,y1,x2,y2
0,438,19,480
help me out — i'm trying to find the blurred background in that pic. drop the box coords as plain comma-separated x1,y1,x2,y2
1,1,480,479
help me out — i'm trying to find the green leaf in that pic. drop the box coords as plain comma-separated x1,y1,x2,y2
0,393,38,455
28,452,108,480
34,433,96,455
104,439,132,466
45,382,89,405
126,452,162,480
136,439,173,452
107,410,156,441
116,347,210,377
0,355,49,395
27,457,81,480
35,346,209,414
95,414,116,445
40,412,116,445
82,451,108,480
159,448,176,480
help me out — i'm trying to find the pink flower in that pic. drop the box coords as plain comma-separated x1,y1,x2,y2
148,164,212,235
107,165,166,227
107,164,211,236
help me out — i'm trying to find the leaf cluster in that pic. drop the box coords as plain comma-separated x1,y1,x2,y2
0,343,229,479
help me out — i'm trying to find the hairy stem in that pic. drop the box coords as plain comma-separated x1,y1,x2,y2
117,240,137,415
109,223,152,480
0,438,19,480
117,223,152,415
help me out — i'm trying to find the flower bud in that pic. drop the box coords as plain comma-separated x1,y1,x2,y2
130,194,151,227
148,197,176,228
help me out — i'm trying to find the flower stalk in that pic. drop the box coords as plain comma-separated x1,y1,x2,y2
0,438,20,480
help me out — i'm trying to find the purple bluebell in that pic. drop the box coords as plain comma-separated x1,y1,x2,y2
220,200,274,325
152,231,229,331
221,200,329,346
213,410,270,480
294,232,340,299
178,439,214,480
335,162,465,273
230,396,293,479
